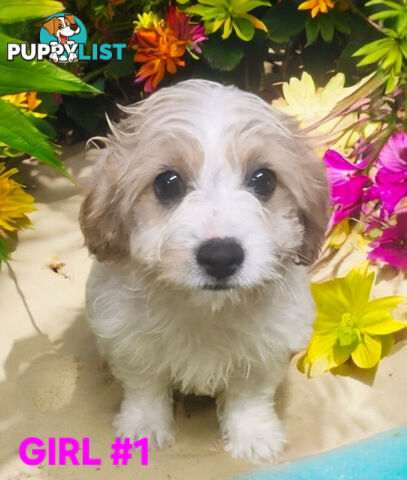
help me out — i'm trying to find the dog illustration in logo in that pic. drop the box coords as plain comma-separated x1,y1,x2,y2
42,14,81,62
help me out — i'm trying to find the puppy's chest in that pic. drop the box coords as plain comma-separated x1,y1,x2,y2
132,316,278,394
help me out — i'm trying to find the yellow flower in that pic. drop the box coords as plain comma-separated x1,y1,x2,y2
134,12,163,32
298,262,406,377
273,72,355,128
325,218,350,249
0,163,36,232
2,92,46,118
272,72,376,154
298,0,335,17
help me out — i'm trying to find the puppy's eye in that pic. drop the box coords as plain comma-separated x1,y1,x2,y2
154,171,185,203
247,168,277,200
58,23,63,28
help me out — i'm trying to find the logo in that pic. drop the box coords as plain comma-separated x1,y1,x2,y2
7,13,126,63
40,13,86,63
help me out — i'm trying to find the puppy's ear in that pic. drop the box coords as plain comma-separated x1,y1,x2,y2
65,14,76,25
42,17,58,35
79,150,129,262
297,148,330,266
273,112,330,266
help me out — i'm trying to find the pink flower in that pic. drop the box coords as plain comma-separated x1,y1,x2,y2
364,182,407,220
167,5,207,54
376,132,407,184
363,132,407,220
368,213,407,269
323,149,371,227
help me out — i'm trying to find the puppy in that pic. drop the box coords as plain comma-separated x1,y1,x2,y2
80,79,329,463
42,14,80,62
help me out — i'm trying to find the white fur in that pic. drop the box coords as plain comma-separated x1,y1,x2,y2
82,80,328,463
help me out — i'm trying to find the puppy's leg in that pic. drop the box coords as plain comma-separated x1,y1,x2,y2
217,364,287,463
113,373,174,451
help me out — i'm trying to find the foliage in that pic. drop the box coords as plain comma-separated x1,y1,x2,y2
0,0,406,373
0,1,99,264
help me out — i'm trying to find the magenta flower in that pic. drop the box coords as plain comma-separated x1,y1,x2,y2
364,182,407,220
376,132,407,184
362,132,407,220
323,149,371,226
368,213,407,269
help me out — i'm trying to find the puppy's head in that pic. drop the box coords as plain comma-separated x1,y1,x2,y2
42,15,80,39
80,80,329,295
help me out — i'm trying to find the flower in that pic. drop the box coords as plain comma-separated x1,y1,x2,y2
272,72,369,153
167,5,207,56
2,92,46,118
298,0,335,17
298,262,406,377
362,133,407,221
323,149,371,227
185,0,270,41
376,132,407,184
0,163,36,232
129,6,206,92
133,12,162,31
363,182,407,220
368,213,407,269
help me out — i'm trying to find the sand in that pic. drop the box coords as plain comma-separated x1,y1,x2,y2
0,144,406,480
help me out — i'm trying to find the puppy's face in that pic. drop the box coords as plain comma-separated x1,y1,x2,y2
42,15,80,40
81,80,329,296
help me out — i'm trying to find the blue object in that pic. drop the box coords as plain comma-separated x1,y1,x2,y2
238,426,407,480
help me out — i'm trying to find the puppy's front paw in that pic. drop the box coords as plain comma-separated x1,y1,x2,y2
223,417,286,463
113,410,174,451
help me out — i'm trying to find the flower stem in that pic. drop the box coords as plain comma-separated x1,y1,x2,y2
348,0,384,35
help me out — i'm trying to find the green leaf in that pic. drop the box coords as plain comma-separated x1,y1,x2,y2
400,39,407,59
356,47,392,66
366,0,404,9
305,17,320,45
370,10,401,20
25,114,57,139
381,45,400,69
263,1,306,43
0,0,64,23
319,16,334,42
0,33,101,96
381,27,399,38
186,4,215,16
232,17,255,41
0,235,11,266
331,11,351,34
201,38,244,71
236,0,271,12
0,98,67,175
385,73,399,92
353,38,393,57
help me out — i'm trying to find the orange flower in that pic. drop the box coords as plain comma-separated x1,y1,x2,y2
133,25,188,93
298,0,335,17
129,6,206,92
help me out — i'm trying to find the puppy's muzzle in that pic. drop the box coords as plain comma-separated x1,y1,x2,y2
196,237,244,281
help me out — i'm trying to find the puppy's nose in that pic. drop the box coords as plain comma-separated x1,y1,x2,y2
197,238,244,280
71,24,79,31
